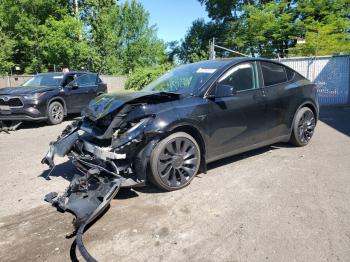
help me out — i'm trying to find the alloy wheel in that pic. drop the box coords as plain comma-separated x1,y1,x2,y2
157,137,199,188
52,104,63,122
297,110,315,143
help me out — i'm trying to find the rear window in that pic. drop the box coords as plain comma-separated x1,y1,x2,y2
285,67,295,81
260,61,287,86
76,74,97,86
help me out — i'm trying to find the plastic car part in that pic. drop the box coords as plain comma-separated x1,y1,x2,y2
0,120,22,133
45,168,121,262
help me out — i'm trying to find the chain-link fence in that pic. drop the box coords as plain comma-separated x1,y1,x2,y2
279,55,350,105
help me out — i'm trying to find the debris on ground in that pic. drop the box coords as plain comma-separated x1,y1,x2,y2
0,120,22,133
45,168,121,261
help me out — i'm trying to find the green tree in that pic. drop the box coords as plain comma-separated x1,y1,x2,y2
81,0,121,74
125,63,172,90
290,0,350,56
229,1,296,57
0,30,14,74
117,0,167,73
39,16,92,71
166,41,181,63
194,0,350,58
0,0,71,72
179,19,225,62
0,0,170,75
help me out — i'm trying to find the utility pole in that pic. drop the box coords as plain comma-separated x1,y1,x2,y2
315,30,319,58
212,37,216,60
73,0,79,17
209,38,216,60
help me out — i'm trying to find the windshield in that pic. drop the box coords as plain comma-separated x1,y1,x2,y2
142,62,228,95
22,74,63,87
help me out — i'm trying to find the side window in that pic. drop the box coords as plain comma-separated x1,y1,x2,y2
260,61,287,86
285,67,295,81
76,74,97,86
218,62,255,92
62,75,75,87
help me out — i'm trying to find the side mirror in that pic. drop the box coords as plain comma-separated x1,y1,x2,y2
215,83,237,98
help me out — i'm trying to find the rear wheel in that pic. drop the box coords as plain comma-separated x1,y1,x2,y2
47,101,64,125
290,107,316,147
150,132,201,191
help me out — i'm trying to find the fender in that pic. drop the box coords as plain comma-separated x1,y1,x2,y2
47,96,68,116
166,119,208,149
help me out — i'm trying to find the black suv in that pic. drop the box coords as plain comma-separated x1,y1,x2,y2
0,72,107,125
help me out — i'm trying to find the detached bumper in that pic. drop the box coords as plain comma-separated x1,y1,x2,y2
45,168,122,262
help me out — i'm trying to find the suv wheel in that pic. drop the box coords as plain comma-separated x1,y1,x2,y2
47,101,64,125
150,132,201,191
290,107,316,147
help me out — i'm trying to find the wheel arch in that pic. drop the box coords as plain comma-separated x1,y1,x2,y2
289,100,318,137
47,97,67,116
294,101,319,123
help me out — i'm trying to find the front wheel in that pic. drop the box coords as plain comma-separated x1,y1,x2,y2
290,107,316,147
150,132,201,191
47,101,64,125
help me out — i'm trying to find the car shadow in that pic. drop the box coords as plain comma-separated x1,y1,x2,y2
135,142,292,194
39,142,292,194
39,160,77,181
319,106,350,136
206,142,289,171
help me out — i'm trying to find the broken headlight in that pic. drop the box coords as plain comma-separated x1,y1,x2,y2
112,117,153,148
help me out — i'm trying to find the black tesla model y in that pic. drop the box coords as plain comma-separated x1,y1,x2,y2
43,58,319,191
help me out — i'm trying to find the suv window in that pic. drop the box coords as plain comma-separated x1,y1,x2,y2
62,74,76,86
218,62,255,92
260,61,287,86
76,74,97,86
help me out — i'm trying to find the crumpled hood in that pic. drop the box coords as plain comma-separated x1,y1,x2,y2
82,91,180,121
0,85,56,95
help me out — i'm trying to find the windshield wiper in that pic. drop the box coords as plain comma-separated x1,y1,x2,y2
157,91,181,96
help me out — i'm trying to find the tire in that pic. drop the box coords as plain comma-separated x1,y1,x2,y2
290,107,316,147
47,101,64,125
150,132,201,191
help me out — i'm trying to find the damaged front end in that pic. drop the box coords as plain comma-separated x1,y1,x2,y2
42,92,178,261
42,97,169,187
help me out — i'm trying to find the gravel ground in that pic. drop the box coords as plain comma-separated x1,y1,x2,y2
0,107,349,262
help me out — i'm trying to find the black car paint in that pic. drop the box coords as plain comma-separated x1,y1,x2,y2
42,58,318,261
0,72,107,121
43,58,319,186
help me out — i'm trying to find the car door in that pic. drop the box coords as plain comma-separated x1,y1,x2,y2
64,73,98,113
205,61,269,161
258,61,293,139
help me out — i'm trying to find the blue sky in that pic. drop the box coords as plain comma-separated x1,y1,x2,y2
138,0,209,43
